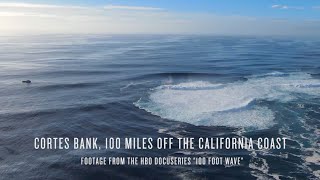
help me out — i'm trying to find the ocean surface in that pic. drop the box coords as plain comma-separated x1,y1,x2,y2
0,35,319,179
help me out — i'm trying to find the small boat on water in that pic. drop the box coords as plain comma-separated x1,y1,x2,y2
22,80,31,83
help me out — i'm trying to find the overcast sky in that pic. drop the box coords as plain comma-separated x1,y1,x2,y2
0,0,320,36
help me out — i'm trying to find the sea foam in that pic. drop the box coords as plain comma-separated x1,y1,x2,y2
134,72,320,129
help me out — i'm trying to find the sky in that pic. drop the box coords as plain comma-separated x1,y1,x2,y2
0,0,320,36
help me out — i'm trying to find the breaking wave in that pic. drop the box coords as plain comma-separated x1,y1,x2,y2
134,72,320,129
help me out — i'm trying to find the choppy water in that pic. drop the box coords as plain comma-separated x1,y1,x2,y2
0,35,319,179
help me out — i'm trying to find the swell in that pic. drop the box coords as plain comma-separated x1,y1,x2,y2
32,70,119,76
36,82,103,91
129,72,250,82
0,70,119,80
0,103,120,120
311,73,320,79
129,72,230,80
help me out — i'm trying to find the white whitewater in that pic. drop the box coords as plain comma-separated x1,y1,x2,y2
135,72,320,129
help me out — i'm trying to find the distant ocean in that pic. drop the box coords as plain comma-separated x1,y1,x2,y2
0,35,319,179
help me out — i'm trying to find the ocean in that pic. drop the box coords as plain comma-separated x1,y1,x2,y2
0,35,319,179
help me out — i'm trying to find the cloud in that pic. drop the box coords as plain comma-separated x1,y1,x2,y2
104,5,163,11
312,6,320,9
0,2,163,11
0,11,59,18
0,2,86,9
272,5,287,9
271,4,304,10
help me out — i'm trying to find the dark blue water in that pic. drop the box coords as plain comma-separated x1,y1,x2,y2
0,35,319,179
